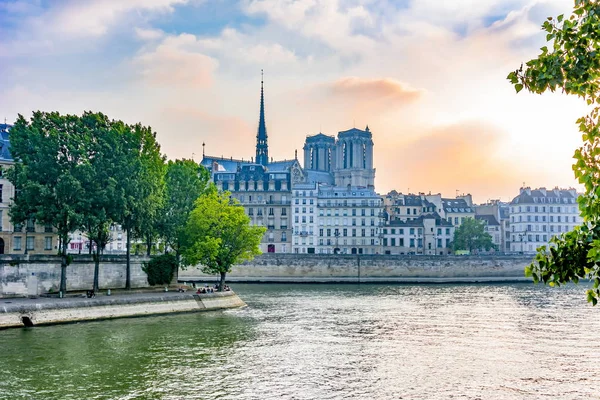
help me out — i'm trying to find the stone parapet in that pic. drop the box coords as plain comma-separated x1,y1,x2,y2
0,291,245,329
180,254,535,283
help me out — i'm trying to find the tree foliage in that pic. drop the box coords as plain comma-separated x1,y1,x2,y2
8,112,90,294
160,159,211,260
142,253,178,286
452,217,495,253
7,111,167,293
181,190,265,291
508,0,600,304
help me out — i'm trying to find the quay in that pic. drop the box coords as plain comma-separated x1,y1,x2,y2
0,290,246,329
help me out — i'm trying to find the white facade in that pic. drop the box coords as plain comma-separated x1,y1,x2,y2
291,182,318,254
315,186,384,255
509,187,581,253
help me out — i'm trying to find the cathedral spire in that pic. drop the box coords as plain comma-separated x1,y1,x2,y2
256,69,269,166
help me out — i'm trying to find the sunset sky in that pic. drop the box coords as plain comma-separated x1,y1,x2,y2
0,0,587,203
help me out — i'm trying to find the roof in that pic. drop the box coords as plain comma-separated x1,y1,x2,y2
510,187,578,205
306,169,334,185
305,133,335,143
337,127,372,139
268,160,295,172
475,214,500,226
200,156,245,172
442,198,474,213
388,212,453,228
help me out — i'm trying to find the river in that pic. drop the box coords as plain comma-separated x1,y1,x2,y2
0,283,599,399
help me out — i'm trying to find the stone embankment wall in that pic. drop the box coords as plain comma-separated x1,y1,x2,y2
0,291,246,329
179,254,535,283
0,255,151,297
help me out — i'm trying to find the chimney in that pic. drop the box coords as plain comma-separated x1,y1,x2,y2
539,187,547,196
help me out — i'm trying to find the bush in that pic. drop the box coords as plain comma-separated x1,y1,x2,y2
142,254,178,286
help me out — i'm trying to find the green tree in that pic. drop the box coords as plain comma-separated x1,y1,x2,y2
142,254,178,286
160,159,211,262
452,217,495,253
181,190,265,291
8,112,89,294
116,123,165,289
78,112,127,292
507,0,600,304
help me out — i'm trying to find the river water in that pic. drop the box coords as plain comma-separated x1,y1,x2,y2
1,283,599,400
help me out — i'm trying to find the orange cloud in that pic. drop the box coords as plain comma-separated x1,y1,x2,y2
329,77,423,102
375,121,546,202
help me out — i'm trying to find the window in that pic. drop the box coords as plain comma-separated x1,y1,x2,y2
0,184,3,202
26,236,34,250
44,236,52,250
13,236,21,251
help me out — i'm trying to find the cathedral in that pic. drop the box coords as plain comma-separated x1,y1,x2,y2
201,74,384,254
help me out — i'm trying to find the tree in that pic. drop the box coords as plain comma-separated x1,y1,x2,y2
508,0,600,304
8,112,89,294
78,112,126,292
181,190,265,291
452,217,495,253
160,159,211,263
116,123,165,289
142,254,178,286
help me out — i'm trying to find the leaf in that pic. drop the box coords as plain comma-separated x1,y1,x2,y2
515,84,524,93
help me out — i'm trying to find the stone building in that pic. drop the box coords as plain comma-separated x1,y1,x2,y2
475,200,511,252
201,74,295,254
0,122,58,255
509,187,581,253
382,213,454,255
440,196,475,227
291,182,319,253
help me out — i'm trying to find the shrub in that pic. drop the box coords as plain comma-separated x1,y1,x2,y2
142,254,178,286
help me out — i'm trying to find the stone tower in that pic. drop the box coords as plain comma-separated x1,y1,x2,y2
333,126,375,188
303,133,336,172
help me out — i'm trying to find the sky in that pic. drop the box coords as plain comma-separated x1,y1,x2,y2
0,0,587,203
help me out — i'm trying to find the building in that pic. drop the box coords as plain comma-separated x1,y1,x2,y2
291,182,319,253
384,191,438,222
0,122,58,255
509,187,581,253
440,196,475,227
314,185,383,254
382,213,454,255
474,214,502,250
201,74,295,254
67,224,129,254
475,200,511,252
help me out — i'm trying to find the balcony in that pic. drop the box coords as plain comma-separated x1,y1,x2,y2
267,225,275,230
299,231,309,237
280,226,288,230
267,200,291,205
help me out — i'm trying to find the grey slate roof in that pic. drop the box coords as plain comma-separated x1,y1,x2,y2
306,169,334,185
268,160,295,172
442,198,474,213
475,214,500,226
200,156,245,172
510,188,578,205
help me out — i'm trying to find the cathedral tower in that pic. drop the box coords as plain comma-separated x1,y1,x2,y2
256,70,269,166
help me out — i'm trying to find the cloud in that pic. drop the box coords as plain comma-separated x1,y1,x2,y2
376,121,543,201
0,0,191,56
328,77,423,105
135,27,165,41
132,34,218,88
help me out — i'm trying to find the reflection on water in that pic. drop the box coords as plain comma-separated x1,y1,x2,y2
0,283,599,399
